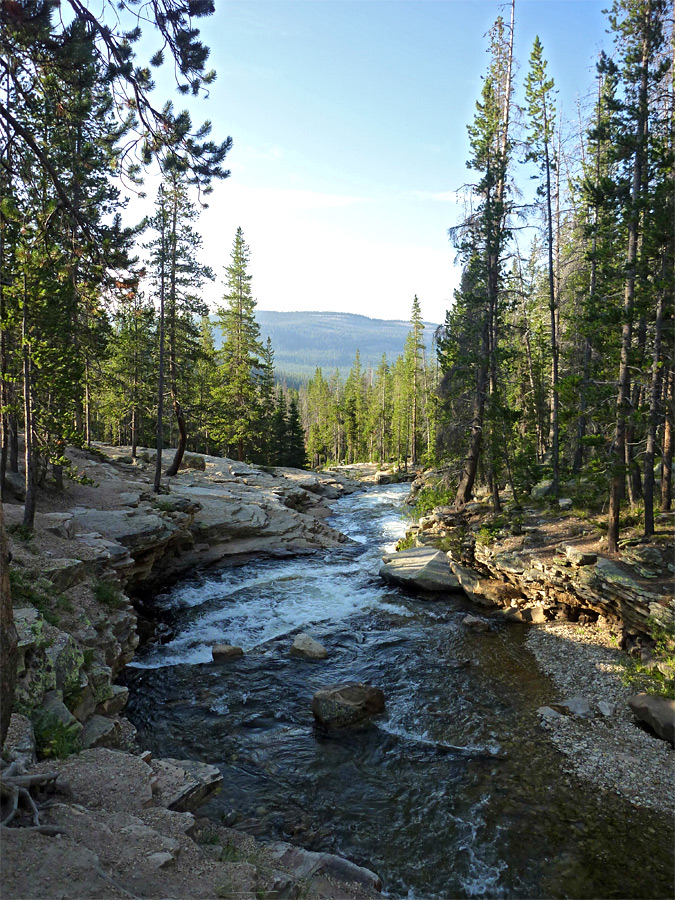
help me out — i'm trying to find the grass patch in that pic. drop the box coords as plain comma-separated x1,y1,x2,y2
197,827,221,846
219,842,246,863
7,523,34,542
9,570,60,625
93,580,126,609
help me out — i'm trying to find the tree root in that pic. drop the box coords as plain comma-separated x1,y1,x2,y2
1,761,66,835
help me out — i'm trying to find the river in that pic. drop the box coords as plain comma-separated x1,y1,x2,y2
124,484,674,899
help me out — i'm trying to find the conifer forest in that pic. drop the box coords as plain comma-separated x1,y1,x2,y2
0,0,673,557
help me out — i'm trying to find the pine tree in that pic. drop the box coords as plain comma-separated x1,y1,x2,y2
405,296,425,465
605,0,671,551
441,10,514,507
284,395,307,468
145,171,213,478
215,228,264,461
525,36,560,495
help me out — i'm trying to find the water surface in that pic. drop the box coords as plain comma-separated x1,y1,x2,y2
125,485,674,899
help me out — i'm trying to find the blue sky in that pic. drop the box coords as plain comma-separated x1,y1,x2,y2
135,0,611,324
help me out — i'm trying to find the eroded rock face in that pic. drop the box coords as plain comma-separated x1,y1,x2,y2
379,547,461,593
473,544,674,637
312,683,385,729
628,693,675,745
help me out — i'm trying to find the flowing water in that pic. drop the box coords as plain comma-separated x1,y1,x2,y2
125,485,674,899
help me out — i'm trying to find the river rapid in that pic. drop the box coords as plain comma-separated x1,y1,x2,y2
125,484,674,899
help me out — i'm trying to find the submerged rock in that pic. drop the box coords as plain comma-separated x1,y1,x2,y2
379,547,461,593
628,693,675,745
462,615,492,633
290,633,327,660
212,644,244,662
312,683,385,729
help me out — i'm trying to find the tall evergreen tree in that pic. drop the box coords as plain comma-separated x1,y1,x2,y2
525,36,560,495
215,228,264,461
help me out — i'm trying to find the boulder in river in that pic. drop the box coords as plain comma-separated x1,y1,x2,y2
379,547,461,593
212,644,244,662
290,633,327,660
312,683,385,729
462,615,493,633
628,693,675,745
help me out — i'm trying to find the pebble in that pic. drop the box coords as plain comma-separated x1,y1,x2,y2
528,621,675,817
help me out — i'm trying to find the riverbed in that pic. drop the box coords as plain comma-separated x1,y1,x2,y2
124,484,674,899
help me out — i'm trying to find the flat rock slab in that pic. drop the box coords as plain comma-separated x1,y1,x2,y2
151,758,223,812
312,683,385,729
380,547,461,593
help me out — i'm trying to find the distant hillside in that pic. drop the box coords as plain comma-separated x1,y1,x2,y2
215,310,440,384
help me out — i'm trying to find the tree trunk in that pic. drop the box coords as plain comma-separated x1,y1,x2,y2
0,501,17,747
643,291,664,537
545,130,559,496
607,10,650,553
166,398,187,476
661,367,673,511
455,319,489,507
22,274,36,530
131,405,138,459
153,198,167,495
9,409,18,473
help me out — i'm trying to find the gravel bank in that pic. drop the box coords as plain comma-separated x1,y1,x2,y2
527,621,674,817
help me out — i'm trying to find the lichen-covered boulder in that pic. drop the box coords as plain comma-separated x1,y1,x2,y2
312,683,385,729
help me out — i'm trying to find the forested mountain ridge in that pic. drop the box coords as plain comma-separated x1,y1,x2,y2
213,311,440,382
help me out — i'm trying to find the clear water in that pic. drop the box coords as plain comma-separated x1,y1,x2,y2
124,485,674,899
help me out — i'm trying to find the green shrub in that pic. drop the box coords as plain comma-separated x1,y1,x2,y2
476,516,506,546
219,843,245,863
10,570,59,625
7,524,34,542
395,533,416,552
412,485,455,519
620,619,675,700
32,710,81,760
93,580,126,609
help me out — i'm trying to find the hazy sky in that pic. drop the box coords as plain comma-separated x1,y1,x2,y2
134,0,610,325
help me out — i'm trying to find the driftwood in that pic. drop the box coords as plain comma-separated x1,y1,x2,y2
0,760,68,835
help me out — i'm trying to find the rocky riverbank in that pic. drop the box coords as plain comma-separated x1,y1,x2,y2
4,444,362,747
388,475,675,818
2,445,383,899
527,621,675,817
